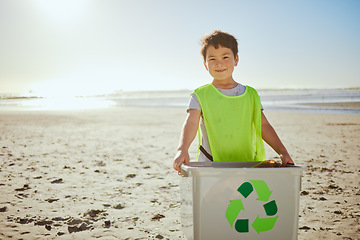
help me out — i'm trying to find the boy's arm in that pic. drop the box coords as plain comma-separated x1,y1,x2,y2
261,111,294,167
173,109,201,171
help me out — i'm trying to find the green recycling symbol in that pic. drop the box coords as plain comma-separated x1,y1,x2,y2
225,180,278,234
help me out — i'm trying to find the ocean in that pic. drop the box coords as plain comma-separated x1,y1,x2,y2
0,88,359,114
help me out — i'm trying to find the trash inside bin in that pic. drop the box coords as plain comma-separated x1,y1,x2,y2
180,162,306,240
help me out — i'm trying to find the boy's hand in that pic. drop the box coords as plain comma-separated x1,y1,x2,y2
173,150,190,172
280,153,294,167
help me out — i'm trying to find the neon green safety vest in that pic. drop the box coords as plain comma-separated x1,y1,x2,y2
193,84,266,162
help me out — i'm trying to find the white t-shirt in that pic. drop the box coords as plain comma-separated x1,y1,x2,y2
188,83,263,162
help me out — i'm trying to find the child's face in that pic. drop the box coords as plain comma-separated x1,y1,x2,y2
204,45,239,82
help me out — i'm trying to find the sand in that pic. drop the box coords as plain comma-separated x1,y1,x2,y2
0,107,359,240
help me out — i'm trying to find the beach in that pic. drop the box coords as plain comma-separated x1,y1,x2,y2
0,107,359,239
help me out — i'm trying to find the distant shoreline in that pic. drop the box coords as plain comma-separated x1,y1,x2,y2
299,101,360,109
0,88,359,114
1,87,360,98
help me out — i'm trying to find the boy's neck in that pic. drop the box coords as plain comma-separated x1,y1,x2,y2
212,79,238,89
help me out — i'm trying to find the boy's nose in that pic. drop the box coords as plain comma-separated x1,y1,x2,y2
215,60,223,67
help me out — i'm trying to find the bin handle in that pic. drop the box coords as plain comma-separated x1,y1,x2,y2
179,164,189,177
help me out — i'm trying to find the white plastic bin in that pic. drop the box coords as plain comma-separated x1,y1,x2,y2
180,162,306,240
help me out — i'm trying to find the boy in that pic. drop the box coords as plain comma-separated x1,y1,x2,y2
173,30,294,171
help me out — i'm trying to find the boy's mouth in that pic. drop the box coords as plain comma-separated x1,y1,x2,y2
215,69,226,72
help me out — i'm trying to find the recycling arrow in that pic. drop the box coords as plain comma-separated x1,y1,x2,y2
252,216,278,234
237,182,253,198
249,180,273,201
225,199,244,227
263,200,278,216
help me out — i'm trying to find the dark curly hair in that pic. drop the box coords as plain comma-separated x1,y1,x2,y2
200,30,238,62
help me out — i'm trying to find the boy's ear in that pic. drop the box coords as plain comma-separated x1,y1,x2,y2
235,55,239,66
203,61,209,71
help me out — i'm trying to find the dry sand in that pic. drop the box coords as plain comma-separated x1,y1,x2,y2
0,107,359,240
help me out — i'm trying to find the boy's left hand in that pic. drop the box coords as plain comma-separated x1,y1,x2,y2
173,150,190,172
280,152,294,167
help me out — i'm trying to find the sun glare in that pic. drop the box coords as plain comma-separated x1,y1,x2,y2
22,97,115,111
25,77,116,110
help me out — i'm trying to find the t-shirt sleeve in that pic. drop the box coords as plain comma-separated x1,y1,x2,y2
187,94,201,112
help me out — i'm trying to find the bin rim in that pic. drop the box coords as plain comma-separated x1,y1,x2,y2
180,161,307,176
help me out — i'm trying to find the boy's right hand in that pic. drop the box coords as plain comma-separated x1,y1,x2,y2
173,150,190,172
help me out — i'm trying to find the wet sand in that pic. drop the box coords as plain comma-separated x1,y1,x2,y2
0,108,359,239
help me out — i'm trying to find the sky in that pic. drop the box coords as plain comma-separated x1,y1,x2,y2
0,0,359,96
